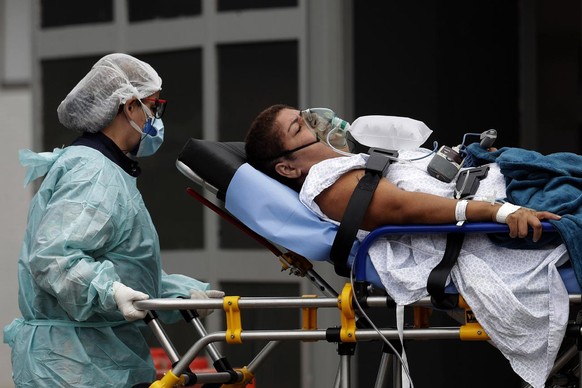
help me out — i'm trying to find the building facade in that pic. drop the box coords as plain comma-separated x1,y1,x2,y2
1,1,580,387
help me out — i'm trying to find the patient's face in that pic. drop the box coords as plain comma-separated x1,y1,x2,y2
277,109,315,144
275,108,338,166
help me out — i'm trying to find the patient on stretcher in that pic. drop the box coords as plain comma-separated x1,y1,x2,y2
243,104,582,388
245,104,560,237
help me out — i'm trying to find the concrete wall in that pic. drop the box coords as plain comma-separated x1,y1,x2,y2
0,89,33,387
0,0,33,385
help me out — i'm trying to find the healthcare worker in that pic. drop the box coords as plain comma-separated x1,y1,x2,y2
3,53,223,388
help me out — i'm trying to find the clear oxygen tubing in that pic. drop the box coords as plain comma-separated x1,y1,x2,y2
458,130,497,157
461,132,483,147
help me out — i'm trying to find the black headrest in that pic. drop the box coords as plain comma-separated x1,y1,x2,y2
177,138,246,200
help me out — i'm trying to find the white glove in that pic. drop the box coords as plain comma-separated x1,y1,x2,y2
112,281,149,321
189,289,225,318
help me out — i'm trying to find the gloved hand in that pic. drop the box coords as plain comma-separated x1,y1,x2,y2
112,281,149,321
189,289,225,318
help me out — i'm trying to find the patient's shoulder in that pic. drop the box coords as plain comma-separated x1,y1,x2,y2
302,154,365,200
300,154,366,221
314,170,363,223
308,154,366,186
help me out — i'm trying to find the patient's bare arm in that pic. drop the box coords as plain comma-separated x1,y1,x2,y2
315,169,561,242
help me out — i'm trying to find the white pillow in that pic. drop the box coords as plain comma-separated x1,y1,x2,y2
349,115,433,150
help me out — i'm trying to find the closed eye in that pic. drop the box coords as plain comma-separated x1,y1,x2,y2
295,115,308,135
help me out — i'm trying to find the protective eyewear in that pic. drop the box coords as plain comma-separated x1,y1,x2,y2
143,97,167,119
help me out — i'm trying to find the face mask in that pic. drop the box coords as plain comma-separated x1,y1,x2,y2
127,102,165,157
130,118,165,157
300,108,350,149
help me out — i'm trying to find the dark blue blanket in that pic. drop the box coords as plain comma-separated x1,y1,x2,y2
467,143,582,286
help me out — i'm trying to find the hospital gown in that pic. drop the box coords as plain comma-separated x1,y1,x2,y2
3,145,209,388
299,150,570,388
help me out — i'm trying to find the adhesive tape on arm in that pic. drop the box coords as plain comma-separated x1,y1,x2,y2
455,200,469,222
495,203,521,224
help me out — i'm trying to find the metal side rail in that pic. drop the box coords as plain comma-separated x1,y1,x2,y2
136,294,488,387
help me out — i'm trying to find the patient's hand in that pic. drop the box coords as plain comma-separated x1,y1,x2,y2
504,207,561,242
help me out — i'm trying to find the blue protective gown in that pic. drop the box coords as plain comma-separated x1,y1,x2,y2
4,133,209,388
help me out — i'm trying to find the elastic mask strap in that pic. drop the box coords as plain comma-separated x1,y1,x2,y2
128,118,145,136
281,138,319,156
138,99,154,118
126,100,153,136
263,137,320,161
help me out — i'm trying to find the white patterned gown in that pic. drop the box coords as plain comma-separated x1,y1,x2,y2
299,150,570,388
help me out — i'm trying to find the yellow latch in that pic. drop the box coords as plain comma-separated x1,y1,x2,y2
459,322,489,340
338,283,356,342
149,369,185,388
221,366,255,387
224,296,242,344
458,296,489,341
302,295,318,332
279,251,314,276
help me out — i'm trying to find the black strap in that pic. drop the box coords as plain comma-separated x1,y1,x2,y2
330,172,380,276
330,148,397,276
427,233,465,309
426,167,487,308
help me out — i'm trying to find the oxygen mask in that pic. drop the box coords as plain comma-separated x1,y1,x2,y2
300,108,351,150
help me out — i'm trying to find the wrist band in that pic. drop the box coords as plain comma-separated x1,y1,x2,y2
495,203,521,223
455,200,469,222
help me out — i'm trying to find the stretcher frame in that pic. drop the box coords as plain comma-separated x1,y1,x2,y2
138,138,582,388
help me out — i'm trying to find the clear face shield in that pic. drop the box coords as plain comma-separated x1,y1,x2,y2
300,108,351,152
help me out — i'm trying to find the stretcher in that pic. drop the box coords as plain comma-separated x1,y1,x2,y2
139,137,582,388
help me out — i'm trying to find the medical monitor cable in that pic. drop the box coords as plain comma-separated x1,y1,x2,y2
348,259,416,388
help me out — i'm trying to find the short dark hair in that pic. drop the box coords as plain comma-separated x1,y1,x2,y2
245,104,302,191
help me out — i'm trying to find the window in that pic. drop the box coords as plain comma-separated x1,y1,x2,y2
42,55,101,150
131,50,204,249
127,0,201,23
217,0,297,12
40,0,113,28
217,41,298,248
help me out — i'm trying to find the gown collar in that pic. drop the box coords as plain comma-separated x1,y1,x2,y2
71,131,141,177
